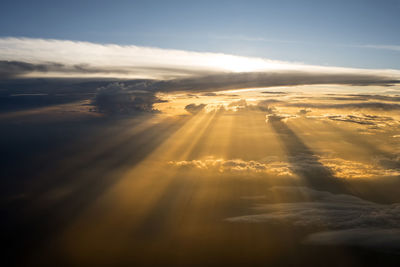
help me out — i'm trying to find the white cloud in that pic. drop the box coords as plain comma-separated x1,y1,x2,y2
1,37,400,80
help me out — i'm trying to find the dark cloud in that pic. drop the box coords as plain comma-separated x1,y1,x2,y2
93,82,166,115
227,186,400,251
227,186,400,228
201,92,217,96
2,61,399,91
0,60,213,80
265,114,293,122
155,71,400,92
184,103,207,114
287,102,400,110
331,94,400,102
261,91,288,94
304,228,400,251
256,100,280,113
0,60,135,79
326,114,384,125
374,155,400,170
298,109,311,116
0,61,65,79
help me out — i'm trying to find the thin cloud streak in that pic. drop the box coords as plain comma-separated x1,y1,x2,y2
362,44,400,52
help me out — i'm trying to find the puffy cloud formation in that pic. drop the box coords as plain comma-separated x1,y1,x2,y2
297,109,311,116
320,157,400,178
93,82,166,114
169,154,400,180
228,99,248,108
226,186,400,251
168,157,293,176
184,103,207,114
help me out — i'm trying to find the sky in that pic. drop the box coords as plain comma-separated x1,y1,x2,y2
1,0,400,69
2,1,400,266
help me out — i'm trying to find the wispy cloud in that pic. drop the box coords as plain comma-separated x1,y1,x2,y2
362,44,400,52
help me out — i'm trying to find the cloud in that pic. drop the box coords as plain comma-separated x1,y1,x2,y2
256,100,280,113
331,94,400,102
261,91,288,95
170,153,400,180
304,228,400,251
374,155,400,170
228,99,247,108
298,109,311,116
266,113,296,122
320,157,400,178
362,44,400,52
93,82,166,114
226,186,400,251
168,157,293,176
222,99,278,113
184,103,207,114
0,61,63,79
154,71,400,92
287,101,400,111
1,37,399,91
324,114,396,127
226,186,400,228
201,92,217,96
0,60,212,80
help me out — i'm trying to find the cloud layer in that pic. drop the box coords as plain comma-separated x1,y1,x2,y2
226,186,400,251
1,37,399,91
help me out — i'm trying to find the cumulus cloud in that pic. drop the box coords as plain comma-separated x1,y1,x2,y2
297,109,311,116
266,113,297,122
226,186,400,251
320,157,400,178
228,99,247,108
168,157,293,176
223,99,279,113
184,103,207,114
169,154,400,180
93,82,166,114
256,100,279,113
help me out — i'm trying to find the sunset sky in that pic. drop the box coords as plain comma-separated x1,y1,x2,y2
1,1,400,267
